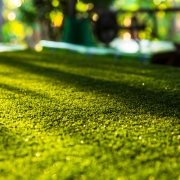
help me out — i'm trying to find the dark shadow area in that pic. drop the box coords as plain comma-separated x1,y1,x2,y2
12,50,180,83
0,51,179,121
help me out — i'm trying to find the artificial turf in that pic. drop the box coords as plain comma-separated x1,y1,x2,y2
0,49,180,180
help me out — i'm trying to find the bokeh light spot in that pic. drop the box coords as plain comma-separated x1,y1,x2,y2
35,152,41,157
53,12,63,27
8,12,16,21
76,2,89,12
52,0,59,7
123,32,131,40
87,3,94,10
157,11,165,18
8,0,22,8
153,0,161,6
35,44,43,52
92,13,99,21
124,17,131,27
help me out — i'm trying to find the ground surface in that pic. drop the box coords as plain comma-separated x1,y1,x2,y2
0,50,180,180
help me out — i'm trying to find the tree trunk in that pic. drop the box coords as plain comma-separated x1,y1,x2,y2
67,0,77,17
61,0,77,17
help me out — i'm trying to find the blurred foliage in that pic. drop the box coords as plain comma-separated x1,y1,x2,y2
2,0,180,43
60,0,114,9
18,4,36,24
113,0,180,10
114,0,180,41
77,0,114,8
33,0,59,19
2,21,25,42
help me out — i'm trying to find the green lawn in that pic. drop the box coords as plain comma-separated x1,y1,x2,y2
0,49,180,180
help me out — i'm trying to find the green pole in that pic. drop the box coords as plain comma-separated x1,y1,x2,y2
62,17,94,46
61,0,94,46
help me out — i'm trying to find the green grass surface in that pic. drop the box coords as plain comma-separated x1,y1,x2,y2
0,50,180,180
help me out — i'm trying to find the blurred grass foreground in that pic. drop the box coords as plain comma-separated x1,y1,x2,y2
0,49,180,180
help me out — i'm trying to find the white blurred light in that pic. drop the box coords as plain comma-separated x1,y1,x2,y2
8,12,16,21
9,0,22,7
39,40,117,55
110,39,140,53
123,32,131,40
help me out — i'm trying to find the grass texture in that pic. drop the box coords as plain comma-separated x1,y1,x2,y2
0,50,180,180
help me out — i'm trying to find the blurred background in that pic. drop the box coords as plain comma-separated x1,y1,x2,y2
1,0,180,49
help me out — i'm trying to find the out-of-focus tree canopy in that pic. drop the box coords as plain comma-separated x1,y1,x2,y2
77,0,114,8
2,0,180,43
18,0,115,24
61,0,114,8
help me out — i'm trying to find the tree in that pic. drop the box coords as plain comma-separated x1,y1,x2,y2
0,0,3,41
18,0,115,41
61,0,115,17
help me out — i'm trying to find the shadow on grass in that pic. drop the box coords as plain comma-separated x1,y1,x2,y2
13,50,180,82
0,51,180,120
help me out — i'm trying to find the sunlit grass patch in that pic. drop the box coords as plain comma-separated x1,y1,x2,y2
0,50,180,180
